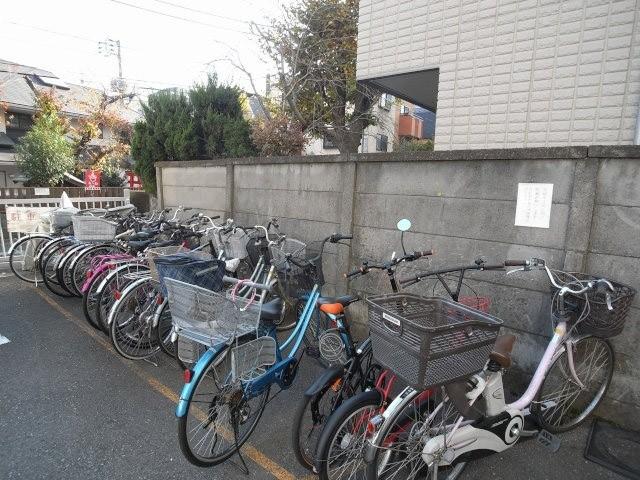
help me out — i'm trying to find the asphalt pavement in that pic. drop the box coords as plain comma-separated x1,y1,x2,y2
0,275,627,480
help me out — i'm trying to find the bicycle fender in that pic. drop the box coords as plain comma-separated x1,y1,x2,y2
304,365,344,397
175,346,225,418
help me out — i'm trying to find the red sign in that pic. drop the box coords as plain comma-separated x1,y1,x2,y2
126,170,143,189
84,170,101,191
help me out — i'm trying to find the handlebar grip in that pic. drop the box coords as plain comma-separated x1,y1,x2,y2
344,266,365,278
210,215,221,220
505,260,527,267
415,249,434,258
331,233,353,243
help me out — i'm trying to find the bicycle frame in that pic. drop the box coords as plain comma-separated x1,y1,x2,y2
175,284,321,418
372,320,572,468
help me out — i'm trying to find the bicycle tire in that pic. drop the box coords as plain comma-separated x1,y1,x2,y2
37,237,72,274
364,387,465,480
70,244,122,297
533,336,614,433
316,388,383,479
9,234,51,283
292,383,345,471
82,267,112,330
42,243,76,297
56,244,88,296
109,278,160,360
95,263,149,333
153,300,176,358
177,344,270,466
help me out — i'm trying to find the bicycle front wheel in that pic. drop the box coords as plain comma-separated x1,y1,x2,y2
533,336,614,433
365,388,465,480
177,345,270,467
316,389,383,479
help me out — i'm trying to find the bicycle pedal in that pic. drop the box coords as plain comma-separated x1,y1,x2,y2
536,429,561,452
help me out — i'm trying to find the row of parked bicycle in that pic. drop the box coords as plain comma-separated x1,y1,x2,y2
8,203,636,479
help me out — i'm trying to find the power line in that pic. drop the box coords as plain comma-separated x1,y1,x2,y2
148,0,269,27
108,0,257,35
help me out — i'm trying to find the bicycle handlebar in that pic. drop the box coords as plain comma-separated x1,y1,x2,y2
346,249,434,280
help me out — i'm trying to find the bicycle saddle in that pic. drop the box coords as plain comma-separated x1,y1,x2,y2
489,334,517,368
260,297,284,323
317,295,359,315
127,239,155,252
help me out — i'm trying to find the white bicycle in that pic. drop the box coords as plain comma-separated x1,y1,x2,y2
363,258,635,480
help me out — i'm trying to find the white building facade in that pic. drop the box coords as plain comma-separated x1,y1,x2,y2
356,0,640,149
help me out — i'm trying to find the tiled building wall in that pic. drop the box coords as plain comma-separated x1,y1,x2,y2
357,0,640,149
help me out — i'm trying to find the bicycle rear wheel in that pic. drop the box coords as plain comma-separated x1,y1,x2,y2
109,278,160,360
9,234,51,283
177,345,270,466
71,244,121,296
533,336,614,433
153,300,176,358
82,267,112,330
42,242,77,297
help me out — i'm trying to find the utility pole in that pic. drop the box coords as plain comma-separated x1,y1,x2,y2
98,38,125,92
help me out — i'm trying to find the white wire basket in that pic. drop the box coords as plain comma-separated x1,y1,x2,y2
164,278,262,347
51,209,75,229
209,229,250,260
231,336,277,381
72,216,118,241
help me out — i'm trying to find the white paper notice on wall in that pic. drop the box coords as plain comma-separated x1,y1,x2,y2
514,183,554,229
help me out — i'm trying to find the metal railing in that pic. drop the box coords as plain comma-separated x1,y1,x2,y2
0,193,130,262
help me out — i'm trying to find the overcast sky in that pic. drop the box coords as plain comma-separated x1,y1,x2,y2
1,0,286,95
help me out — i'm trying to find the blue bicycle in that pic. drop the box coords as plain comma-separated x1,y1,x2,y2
165,233,351,467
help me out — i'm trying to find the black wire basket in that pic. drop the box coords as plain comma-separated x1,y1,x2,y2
366,294,503,389
270,238,324,298
553,272,636,338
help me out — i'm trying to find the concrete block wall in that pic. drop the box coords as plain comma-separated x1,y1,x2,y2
356,0,640,150
156,145,640,427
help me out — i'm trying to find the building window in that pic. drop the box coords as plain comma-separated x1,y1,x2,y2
400,104,410,115
379,93,394,110
6,112,33,130
376,134,388,152
322,135,338,149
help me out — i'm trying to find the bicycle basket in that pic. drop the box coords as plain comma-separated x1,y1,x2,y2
147,245,186,282
231,336,277,382
269,238,324,298
164,278,261,346
51,209,75,229
553,272,636,337
319,328,348,365
154,252,224,296
210,229,250,260
366,294,503,389
72,216,118,241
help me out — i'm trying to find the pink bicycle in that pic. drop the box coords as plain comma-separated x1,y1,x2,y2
364,258,636,480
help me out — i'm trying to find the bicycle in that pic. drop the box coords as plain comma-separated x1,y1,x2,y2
166,233,351,469
363,259,636,480
292,218,433,471
313,256,506,480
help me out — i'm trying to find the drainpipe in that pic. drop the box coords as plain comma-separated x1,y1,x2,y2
635,103,640,145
